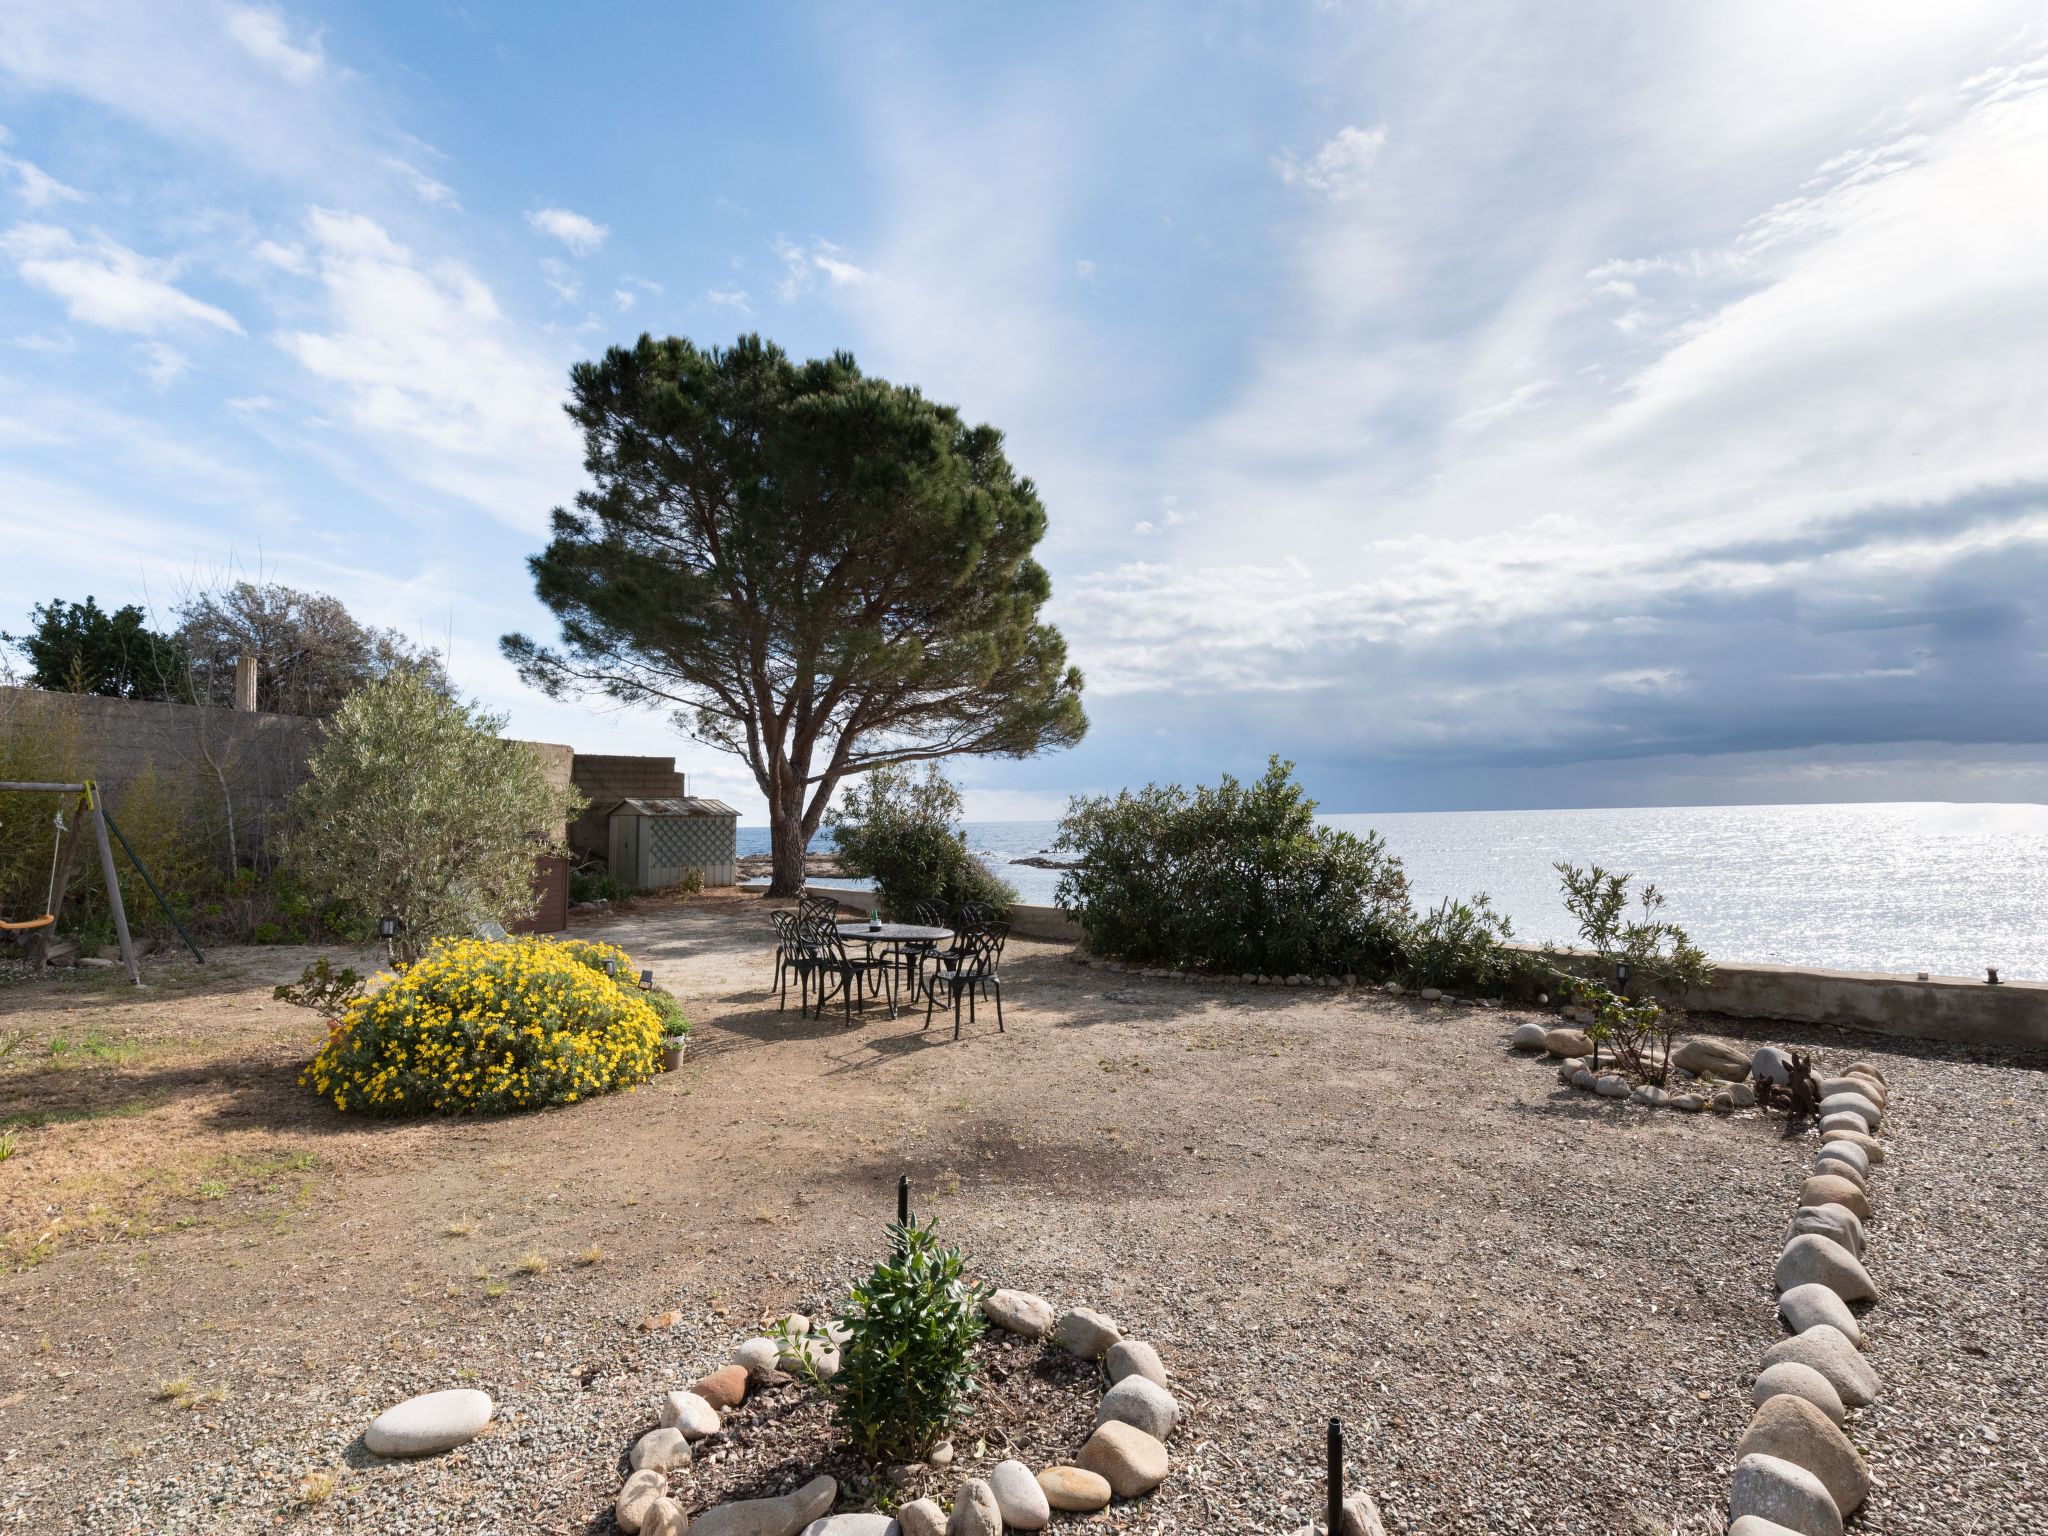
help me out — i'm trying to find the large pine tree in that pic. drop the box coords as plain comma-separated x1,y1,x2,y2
503,334,1086,894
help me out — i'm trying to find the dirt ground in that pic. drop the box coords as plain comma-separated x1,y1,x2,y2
0,893,2041,1535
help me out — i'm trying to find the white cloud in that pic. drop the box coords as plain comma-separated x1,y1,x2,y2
386,156,458,208
538,256,579,302
526,205,608,255
773,236,875,300
224,5,324,84
705,287,752,313
1274,124,1388,200
1075,258,1097,279
138,339,189,386
1,223,242,333
277,208,582,526
0,145,84,208
252,237,310,273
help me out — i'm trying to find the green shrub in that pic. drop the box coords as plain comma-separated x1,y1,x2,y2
1056,757,1410,977
1550,862,1712,1000
826,764,1017,919
301,936,661,1115
649,991,689,1038
830,1219,988,1462
569,868,631,905
1403,893,1521,991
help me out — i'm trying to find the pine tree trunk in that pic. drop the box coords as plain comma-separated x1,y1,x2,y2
767,803,808,897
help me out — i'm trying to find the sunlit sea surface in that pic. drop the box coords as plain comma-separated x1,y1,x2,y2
740,802,2048,980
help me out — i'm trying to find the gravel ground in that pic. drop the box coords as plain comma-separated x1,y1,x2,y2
0,897,2041,1534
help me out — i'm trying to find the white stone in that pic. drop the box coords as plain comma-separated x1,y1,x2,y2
1817,1091,1881,1128
733,1336,782,1381
1777,1283,1864,1347
1729,1453,1842,1536
1763,1325,1879,1407
1051,1306,1121,1360
981,1289,1056,1338
362,1388,495,1457
801,1519,896,1536
1097,1373,1180,1440
1751,1047,1792,1086
1509,1022,1549,1051
1774,1234,1878,1303
1105,1338,1168,1387
1818,1111,1870,1137
1814,1142,1868,1180
986,1459,1050,1530
630,1426,693,1472
1785,1204,1865,1258
946,1478,1003,1536
1594,1073,1630,1098
897,1500,946,1536
1752,1360,1846,1425
617,1469,669,1534
693,1476,838,1536
659,1388,720,1438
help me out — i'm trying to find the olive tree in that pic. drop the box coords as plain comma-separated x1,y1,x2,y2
290,673,579,962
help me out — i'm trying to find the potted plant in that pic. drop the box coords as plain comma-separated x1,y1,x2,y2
649,991,691,1071
662,1030,689,1071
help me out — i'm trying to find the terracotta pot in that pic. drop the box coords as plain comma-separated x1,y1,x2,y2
662,1038,688,1072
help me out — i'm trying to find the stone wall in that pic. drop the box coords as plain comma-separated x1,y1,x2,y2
568,753,684,862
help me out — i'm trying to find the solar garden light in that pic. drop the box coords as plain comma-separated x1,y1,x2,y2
1987,967,2001,986
639,967,654,990
1326,1417,1344,1535
378,914,401,964
603,957,619,979
1613,960,1631,992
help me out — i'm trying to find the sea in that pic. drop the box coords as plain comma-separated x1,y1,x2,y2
738,802,2048,981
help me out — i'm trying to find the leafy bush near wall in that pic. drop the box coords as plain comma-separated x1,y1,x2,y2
1403,893,1519,991
829,1219,988,1461
1549,862,1713,1001
569,868,631,905
827,763,1017,918
1055,757,1414,979
301,936,662,1115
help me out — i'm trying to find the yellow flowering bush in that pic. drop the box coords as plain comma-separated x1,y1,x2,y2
302,936,664,1115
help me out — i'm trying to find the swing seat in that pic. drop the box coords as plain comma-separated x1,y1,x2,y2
1,913,57,932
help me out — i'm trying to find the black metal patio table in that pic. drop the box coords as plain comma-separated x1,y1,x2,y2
835,921,952,1018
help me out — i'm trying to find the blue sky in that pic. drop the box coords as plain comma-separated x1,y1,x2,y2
3,2,2047,822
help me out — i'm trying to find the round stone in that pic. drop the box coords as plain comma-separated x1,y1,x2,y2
1078,1420,1170,1498
616,1468,668,1534
1818,1110,1871,1137
1775,1234,1878,1303
1777,1281,1865,1345
1594,1074,1630,1098
981,1289,1056,1338
695,1364,750,1409
1097,1373,1180,1440
1752,1047,1792,1086
1817,1091,1881,1128
1509,1022,1549,1051
362,1388,495,1457
1105,1338,1168,1388
897,1498,947,1536
1752,1361,1846,1425
1543,1027,1593,1057
986,1459,1050,1530
1821,1127,1885,1165
659,1388,719,1438
1051,1307,1121,1360
643,1498,687,1536
629,1426,693,1472
1729,1452,1842,1536
946,1477,1003,1536
1814,1142,1868,1179
1037,1466,1112,1512
1763,1324,1880,1407
1737,1394,1872,1514
1785,1203,1865,1258
732,1337,782,1381
1798,1173,1872,1222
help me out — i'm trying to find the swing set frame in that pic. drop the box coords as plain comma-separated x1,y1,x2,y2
0,779,205,987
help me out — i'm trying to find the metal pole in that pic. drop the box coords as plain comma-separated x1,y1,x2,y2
88,801,141,987
898,1173,910,1228
100,807,204,965
0,781,91,793
1327,1418,1343,1534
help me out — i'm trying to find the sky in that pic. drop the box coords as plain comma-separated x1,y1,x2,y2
3,1,2046,823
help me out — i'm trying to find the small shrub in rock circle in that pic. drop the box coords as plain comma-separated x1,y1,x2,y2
830,1219,989,1461
301,937,662,1114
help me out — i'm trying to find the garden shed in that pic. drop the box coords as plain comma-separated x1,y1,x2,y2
605,796,739,890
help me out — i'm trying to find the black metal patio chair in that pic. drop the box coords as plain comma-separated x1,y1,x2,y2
921,922,1008,1039
804,918,896,1025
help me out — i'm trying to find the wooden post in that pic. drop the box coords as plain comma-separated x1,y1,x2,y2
87,795,141,987
234,654,258,712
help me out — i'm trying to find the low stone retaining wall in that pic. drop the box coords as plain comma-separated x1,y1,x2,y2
794,887,2044,1048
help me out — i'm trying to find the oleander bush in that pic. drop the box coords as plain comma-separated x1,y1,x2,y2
830,1218,988,1461
1055,757,1413,978
302,936,663,1115
1403,892,1519,991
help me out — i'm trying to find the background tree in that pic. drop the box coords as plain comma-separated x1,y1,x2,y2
289,673,580,964
503,333,1087,895
174,580,447,717
6,597,187,699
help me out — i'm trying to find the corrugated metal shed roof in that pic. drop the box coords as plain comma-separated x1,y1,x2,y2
606,796,739,818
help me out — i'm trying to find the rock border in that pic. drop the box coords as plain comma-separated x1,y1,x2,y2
607,1290,1182,1535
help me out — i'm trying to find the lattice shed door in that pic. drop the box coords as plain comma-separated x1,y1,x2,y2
645,816,732,883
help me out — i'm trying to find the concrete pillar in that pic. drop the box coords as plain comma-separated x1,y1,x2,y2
234,654,258,712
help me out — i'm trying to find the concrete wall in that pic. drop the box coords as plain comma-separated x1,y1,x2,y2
568,753,683,862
